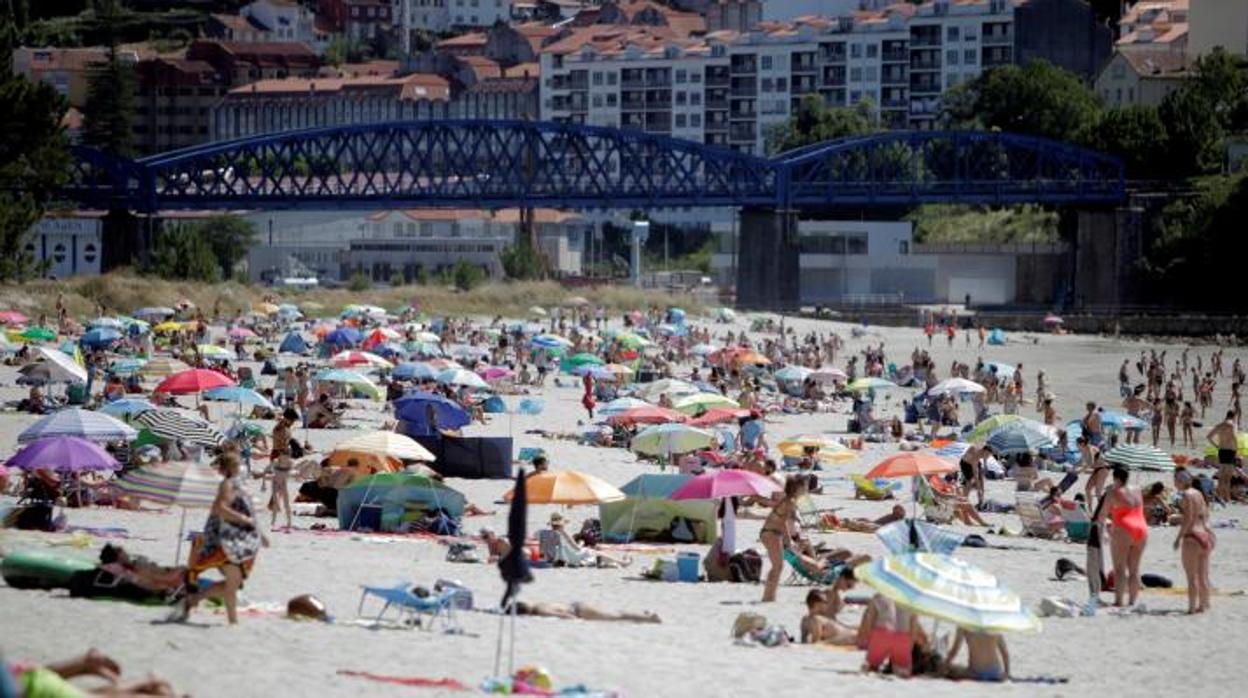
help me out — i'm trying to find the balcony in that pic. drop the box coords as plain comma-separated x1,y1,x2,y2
705,71,730,86
704,119,728,132
645,114,672,133
621,98,645,111
730,106,756,119
551,75,587,90
822,68,846,86
730,85,757,97
882,68,908,85
819,48,846,63
910,57,941,71
883,49,908,62
881,98,908,109
705,96,728,109
911,79,941,94
910,35,941,48
791,55,817,73
792,79,816,95
730,57,757,74
982,29,1013,45
729,124,755,141
621,77,645,89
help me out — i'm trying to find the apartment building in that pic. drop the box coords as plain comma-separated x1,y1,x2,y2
394,0,513,33
539,0,1014,154
133,58,231,155
208,1,332,52
11,46,142,109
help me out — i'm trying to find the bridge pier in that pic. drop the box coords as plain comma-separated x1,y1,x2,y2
1067,204,1145,311
735,207,801,310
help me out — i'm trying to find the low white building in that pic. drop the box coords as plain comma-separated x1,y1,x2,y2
25,214,105,278
394,0,513,33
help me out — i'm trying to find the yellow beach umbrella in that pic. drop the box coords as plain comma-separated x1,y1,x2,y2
505,470,625,505
778,434,856,463
334,430,435,462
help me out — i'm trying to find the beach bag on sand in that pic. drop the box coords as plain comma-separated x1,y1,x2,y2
729,550,763,583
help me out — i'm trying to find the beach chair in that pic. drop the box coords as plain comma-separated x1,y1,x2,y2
851,475,897,501
782,548,844,586
1016,493,1063,539
914,477,955,525
537,529,594,567
795,494,839,530
1061,505,1092,543
357,583,460,632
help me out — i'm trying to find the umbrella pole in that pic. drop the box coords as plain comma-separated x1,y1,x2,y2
174,507,187,564
492,600,507,677
508,599,517,677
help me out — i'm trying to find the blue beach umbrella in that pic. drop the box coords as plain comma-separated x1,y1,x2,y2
204,386,274,410
99,398,156,419
80,327,122,349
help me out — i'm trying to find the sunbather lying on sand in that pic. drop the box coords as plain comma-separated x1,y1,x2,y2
3,648,177,696
823,505,907,533
511,601,660,623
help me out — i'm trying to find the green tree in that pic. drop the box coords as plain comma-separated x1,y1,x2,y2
194,215,257,280
1087,106,1169,180
1159,87,1225,176
0,38,71,281
1143,173,1248,308
942,59,1100,143
766,95,878,154
81,0,135,156
348,271,370,292
451,260,484,291
144,224,220,282
500,240,546,280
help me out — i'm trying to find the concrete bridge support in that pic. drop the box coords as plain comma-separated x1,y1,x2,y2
735,207,801,310
1066,204,1146,311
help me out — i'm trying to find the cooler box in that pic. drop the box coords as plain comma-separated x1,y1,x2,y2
676,552,701,582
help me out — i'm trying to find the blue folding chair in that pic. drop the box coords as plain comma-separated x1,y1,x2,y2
357,583,460,632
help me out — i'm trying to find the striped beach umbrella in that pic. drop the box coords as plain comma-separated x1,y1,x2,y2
876,520,966,555
1103,444,1176,471
966,414,1025,442
856,553,1041,634
986,421,1057,455
18,408,137,444
134,409,226,447
141,357,190,378
114,462,219,509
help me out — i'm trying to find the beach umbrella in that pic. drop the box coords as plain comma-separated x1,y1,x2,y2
606,406,687,425
716,307,736,322
1043,314,1063,325
314,368,382,400
669,469,780,501
255,302,281,316
18,408,137,444
278,332,309,354
876,519,965,555
631,423,716,457
934,441,972,459
856,553,1041,634
428,358,462,371
99,398,156,418
392,362,438,381
134,409,226,447
777,435,856,463
325,327,362,346
18,326,56,342
437,368,489,390
408,340,444,358
109,357,147,375
88,317,125,330
412,331,441,343
332,350,394,370
7,436,119,472
531,334,572,350
114,462,221,560
22,347,88,383
689,343,716,356
204,386,274,410
966,414,1025,442
846,377,897,392
1103,444,1176,471
335,430,435,462
154,368,236,395
984,362,1015,379
986,422,1056,455
633,378,699,401
394,391,471,429
563,352,604,369
0,311,29,325
866,453,957,480
565,296,590,307
152,321,184,333
774,366,813,382
927,378,985,396
134,307,175,319
196,345,237,362
597,397,652,417
80,327,122,349
226,326,258,340
529,305,547,317
1097,410,1148,432
672,392,740,415
688,407,753,426
479,366,515,382
140,357,189,378
506,470,624,505
810,367,849,383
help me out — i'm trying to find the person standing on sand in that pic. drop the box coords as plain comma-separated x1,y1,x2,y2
1122,388,1148,445
1079,436,1108,508
1173,467,1214,614
268,409,295,530
1081,402,1103,447
759,476,804,603
1099,466,1148,607
1207,412,1239,503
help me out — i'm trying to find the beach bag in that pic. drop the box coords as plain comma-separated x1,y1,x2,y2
669,516,696,543
729,549,763,584
445,543,480,564
576,519,602,547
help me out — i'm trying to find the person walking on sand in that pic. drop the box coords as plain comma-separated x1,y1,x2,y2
1099,466,1148,607
268,409,296,530
168,452,267,624
1173,467,1214,614
759,476,805,603
1207,412,1239,503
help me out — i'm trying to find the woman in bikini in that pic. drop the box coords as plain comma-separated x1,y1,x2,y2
268,409,297,530
1099,466,1148,607
759,476,805,603
1173,467,1215,614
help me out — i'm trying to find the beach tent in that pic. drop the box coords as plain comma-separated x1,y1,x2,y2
599,474,717,543
279,332,309,354
987,328,1006,345
337,472,466,532
395,391,471,435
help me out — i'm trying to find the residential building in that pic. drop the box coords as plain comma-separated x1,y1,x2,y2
1013,0,1113,83
1116,0,1188,52
539,0,1015,154
571,0,707,37
244,208,586,283
10,46,140,109
319,0,393,39
133,58,230,155
209,1,332,51
185,40,321,87
705,0,762,33
1188,0,1248,56
211,72,450,141
25,213,106,279
394,0,513,33
761,1,888,22
1094,48,1189,108
450,76,540,118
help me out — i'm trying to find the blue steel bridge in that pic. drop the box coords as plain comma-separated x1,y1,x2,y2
59,119,1125,306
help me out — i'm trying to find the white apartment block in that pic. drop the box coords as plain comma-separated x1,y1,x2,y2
244,0,331,51
540,0,1014,155
394,0,512,33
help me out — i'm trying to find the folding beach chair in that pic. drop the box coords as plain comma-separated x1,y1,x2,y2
537,529,594,567
1061,504,1092,543
782,548,843,586
795,494,840,531
1016,492,1063,539
913,476,955,525
357,583,460,632
852,474,898,501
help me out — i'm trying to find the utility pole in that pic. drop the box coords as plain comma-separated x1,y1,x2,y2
631,220,649,287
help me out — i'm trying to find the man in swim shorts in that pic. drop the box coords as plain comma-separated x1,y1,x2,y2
1207,411,1240,503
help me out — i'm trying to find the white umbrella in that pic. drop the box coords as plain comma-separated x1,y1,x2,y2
928,378,986,396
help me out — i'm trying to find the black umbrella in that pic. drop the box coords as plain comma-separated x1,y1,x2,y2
498,468,532,609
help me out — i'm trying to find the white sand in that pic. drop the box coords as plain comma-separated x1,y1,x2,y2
2,315,1246,698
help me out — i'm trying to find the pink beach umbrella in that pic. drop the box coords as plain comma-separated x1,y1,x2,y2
669,469,780,501
478,366,514,382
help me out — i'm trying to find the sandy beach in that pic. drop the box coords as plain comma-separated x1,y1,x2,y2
2,311,1246,698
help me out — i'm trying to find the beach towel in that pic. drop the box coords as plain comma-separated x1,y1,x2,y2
337,670,469,691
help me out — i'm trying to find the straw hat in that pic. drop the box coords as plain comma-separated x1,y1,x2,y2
549,512,565,527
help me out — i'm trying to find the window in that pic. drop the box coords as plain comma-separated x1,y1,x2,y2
690,72,701,83
776,77,786,92
690,92,701,105
592,94,602,107
847,234,868,255
946,49,959,65
864,67,876,81
675,113,686,128
947,26,959,41
850,90,862,103
676,91,686,105
964,49,977,64
761,55,772,70
675,69,686,83
851,43,862,58
761,78,773,92
1127,87,1134,102
866,44,878,58
947,73,959,87
691,113,701,127
592,71,602,85
606,93,617,106
1116,88,1122,103
850,67,862,82
607,71,617,85
898,240,909,255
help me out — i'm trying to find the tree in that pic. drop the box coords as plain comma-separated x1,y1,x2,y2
451,260,484,291
144,224,220,282
1159,87,1225,176
0,35,71,281
765,95,878,154
1087,106,1169,180
81,0,135,156
191,214,257,280
348,271,370,292
942,59,1100,143
500,240,546,280
1143,173,1248,308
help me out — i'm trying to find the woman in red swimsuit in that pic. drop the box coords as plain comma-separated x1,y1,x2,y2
1100,466,1148,607
1173,467,1215,614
